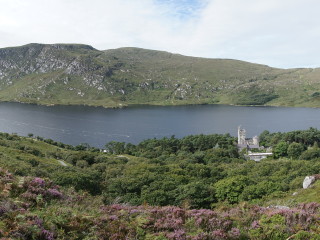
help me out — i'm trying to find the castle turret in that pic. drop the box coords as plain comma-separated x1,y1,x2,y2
238,126,246,145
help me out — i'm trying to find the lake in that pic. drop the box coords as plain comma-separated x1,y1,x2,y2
0,102,320,148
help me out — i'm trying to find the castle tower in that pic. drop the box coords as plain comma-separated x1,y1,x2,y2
238,126,246,145
253,136,259,146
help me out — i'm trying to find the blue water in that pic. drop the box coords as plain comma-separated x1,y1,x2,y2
0,102,319,148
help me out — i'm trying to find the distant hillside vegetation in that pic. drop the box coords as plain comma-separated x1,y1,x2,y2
0,43,320,107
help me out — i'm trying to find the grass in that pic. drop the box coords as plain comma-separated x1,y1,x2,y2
0,134,75,176
264,179,320,208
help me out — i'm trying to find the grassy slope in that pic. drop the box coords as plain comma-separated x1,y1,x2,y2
1,44,320,107
0,134,72,176
266,178,320,207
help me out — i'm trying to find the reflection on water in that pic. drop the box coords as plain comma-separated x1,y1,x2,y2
0,102,320,148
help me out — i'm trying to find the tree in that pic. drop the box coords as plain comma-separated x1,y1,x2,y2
287,142,305,159
75,143,91,151
53,169,102,194
241,181,282,201
176,181,215,208
214,176,251,204
259,130,271,147
76,160,89,168
299,148,320,160
273,141,289,158
105,141,125,154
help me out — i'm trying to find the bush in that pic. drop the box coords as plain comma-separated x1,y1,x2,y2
214,176,251,204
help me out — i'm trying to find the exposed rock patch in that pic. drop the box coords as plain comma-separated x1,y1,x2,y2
303,174,320,189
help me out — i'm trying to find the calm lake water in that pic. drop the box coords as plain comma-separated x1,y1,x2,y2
0,102,320,148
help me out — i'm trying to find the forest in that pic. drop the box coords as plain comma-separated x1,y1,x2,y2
1,128,320,239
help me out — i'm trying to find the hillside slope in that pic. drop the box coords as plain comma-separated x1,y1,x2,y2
1,131,320,239
0,43,320,107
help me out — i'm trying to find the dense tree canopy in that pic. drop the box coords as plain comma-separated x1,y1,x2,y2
1,128,320,209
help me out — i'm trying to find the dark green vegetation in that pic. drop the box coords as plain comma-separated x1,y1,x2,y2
1,43,320,108
2,129,320,239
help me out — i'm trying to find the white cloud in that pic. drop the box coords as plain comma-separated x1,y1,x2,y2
186,0,320,68
0,0,319,68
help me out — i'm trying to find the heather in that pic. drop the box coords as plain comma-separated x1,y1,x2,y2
1,167,320,239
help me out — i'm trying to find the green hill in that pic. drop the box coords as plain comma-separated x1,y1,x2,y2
1,43,320,107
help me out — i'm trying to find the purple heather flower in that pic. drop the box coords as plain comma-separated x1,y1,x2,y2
130,209,141,214
228,228,241,238
40,229,54,240
31,177,46,187
109,215,119,221
211,229,227,239
0,206,7,216
47,188,63,199
251,220,260,229
166,229,186,240
34,217,44,227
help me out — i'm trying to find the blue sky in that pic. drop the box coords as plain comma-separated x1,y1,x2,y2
154,0,208,19
0,0,320,69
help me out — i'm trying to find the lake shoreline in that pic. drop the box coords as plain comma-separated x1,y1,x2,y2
0,99,317,110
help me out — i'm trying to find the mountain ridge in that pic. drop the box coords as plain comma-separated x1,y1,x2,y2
0,43,319,108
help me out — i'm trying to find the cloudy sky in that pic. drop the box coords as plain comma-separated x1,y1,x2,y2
0,0,319,68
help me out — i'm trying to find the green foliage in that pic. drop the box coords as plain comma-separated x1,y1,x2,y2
105,141,126,154
260,127,320,147
241,181,282,201
176,181,215,208
214,176,251,204
287,142,305,159
249,214,290,239
300,148,320,160
273,141,289,158
2,130,320,209
293,231,320,240
234,85,279,105
52,169,102,195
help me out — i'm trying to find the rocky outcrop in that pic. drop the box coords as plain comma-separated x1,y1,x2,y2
303,176,316,189
303,174,320,189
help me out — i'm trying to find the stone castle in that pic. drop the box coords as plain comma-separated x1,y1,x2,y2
237,126,273,161
237,126,259,150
